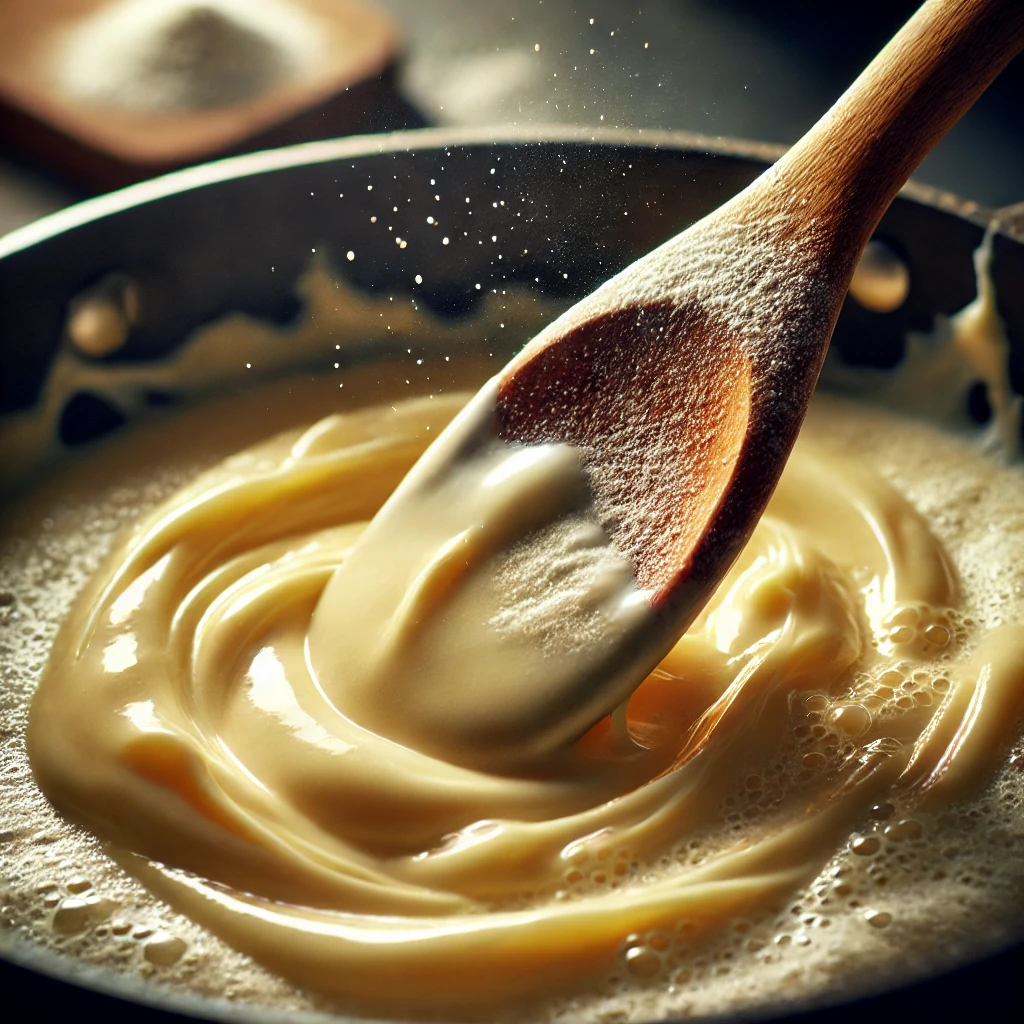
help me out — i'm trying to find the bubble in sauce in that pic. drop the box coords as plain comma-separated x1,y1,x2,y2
849,239,910,313
143,932,188,966
51,893,116,934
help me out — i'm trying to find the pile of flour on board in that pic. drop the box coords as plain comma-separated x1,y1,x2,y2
54,0,326,113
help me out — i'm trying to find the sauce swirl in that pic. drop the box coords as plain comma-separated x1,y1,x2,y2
27,382,1024,1011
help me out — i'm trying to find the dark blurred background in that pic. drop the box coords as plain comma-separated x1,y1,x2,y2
1,0,1022,234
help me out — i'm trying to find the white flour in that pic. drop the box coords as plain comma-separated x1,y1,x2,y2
54,0,326,113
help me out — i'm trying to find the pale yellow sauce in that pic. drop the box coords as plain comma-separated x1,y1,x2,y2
4,236,1022,1020
26,376,1024,1013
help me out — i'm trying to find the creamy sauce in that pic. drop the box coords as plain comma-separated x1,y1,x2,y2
4,240,1024,1021
848,239,911,313
23,377,1024,1014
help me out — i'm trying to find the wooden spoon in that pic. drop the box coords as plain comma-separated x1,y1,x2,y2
315,0,1024,767
488,0,1024,717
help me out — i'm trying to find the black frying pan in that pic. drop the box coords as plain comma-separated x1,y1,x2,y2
1,127,1022,1022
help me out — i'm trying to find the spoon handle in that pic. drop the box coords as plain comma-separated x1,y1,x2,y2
765,0,1024,269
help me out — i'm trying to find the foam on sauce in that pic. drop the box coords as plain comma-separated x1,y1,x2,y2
15,396,1024,1014
4,244,1024,1020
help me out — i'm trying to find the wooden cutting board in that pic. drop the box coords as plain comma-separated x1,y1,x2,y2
0,0,401,189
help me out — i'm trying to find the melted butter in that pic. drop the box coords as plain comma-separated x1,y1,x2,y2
26,379,1024,1012
0,258,566,495
825,228,1022,461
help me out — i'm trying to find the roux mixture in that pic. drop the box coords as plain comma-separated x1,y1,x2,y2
3,255,1024,1021
23,380,1024,1015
